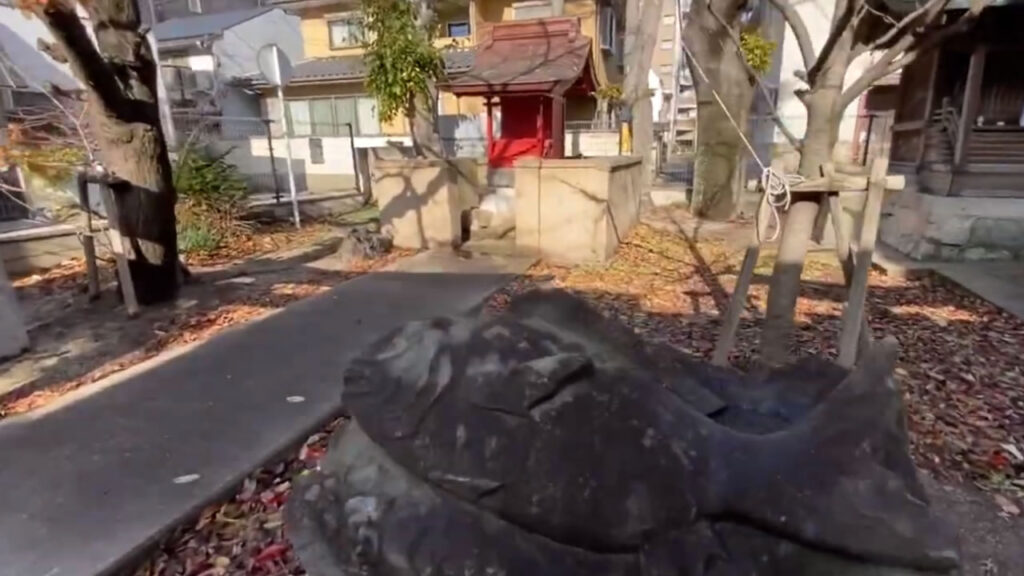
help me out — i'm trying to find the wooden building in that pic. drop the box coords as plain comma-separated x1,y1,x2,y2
890,3,1024,197
881,2,1024,260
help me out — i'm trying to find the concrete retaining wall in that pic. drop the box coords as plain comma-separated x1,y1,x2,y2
212,135,410,194
567,130,620,157
880,188,1024,260
371,157,484,249
514,156,643,264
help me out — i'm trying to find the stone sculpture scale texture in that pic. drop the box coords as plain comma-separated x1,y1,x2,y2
286,290,959,575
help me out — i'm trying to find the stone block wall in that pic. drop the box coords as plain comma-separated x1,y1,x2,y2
514,156,643,264
880,188,1024,260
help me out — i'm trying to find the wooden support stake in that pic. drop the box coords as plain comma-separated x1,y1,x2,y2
82,233,100,301
97,183,139,317
827,193,873,356
712,194,770,366
76,173,100,301
837,158,887,367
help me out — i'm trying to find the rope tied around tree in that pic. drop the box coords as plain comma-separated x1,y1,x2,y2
677,15,803,242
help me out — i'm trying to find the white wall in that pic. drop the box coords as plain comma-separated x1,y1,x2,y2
213,9,303,80
568,130,620,156
775,0,872,145
212,133,389,192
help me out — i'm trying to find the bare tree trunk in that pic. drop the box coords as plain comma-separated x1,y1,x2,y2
623,0,662,176
35,0,178,305
683,0,755,220
414,0,442,158
760,28,852,364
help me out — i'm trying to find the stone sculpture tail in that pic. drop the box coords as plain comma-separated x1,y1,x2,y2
711,339,959,573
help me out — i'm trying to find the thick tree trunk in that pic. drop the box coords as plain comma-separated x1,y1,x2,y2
760,29,852,364
413,0,442,158
35,0,179,305
683,0,755,220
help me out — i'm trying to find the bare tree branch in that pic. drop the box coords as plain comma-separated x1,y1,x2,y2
839,3,988,110
851,0,950,59
0,51,94,162
806,0,862,85
32,0,127,114
706,1,802,149
767,0,816,73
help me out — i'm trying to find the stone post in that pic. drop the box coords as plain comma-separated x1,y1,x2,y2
0,257,28,360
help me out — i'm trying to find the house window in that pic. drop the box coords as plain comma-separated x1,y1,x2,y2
662,14,674,24
285,96,381,136
659,63,673,74
512,0,554,20
187,0,201,13
660,39,673,50
599,5,616,50
446,21,471,37
328,17,364,49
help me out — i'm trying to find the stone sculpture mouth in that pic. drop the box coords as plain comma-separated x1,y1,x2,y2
286,289,960,576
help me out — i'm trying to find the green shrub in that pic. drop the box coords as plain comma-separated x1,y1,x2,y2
177,216,222,254
173,145,251,254
739,30,776,76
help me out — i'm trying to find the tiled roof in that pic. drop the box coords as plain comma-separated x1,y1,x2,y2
443,18,594,95
154,7,274,42
246,48,475,86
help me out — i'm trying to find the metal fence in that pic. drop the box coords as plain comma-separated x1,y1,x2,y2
658,112,896,187
171,114,288,197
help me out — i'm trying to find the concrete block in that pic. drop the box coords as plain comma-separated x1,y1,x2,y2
961,246,1013,261
924,216,974,246
880,187,1024,261
650,188,689,208
372,157,482,250
969,218,1024,249
514,156,642,264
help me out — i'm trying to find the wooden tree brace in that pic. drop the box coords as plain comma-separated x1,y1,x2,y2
713,158,893,368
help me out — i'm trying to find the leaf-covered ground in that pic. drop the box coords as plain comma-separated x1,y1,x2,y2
133,223,1024,575
489,224,1024,496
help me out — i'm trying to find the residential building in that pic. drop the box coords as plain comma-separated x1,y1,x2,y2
153,7,304,118
244,0,475,141
147,0,261,23
651,0,696,147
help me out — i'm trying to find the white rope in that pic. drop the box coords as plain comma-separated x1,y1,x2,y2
676,21,801,243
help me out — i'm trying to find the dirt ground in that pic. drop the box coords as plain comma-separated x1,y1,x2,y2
1,221,407,417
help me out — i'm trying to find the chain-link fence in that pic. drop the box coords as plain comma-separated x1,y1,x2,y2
658,112,895,187
171,114,288,197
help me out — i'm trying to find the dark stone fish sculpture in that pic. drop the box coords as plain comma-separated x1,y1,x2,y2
286,290,958,576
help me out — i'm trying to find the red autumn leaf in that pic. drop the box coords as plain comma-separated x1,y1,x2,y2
254,543,289,565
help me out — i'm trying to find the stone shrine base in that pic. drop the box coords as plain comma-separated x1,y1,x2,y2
881,188,1024,261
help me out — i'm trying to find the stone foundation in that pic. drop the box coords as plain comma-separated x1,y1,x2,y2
880,187,1024,260
371,157,484,249
514,156,643,264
